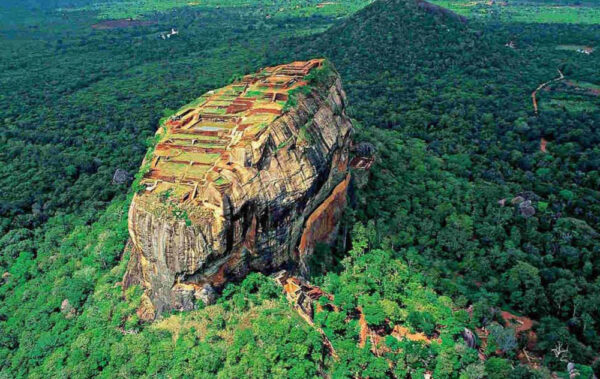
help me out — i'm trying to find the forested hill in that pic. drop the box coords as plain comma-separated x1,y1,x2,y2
269,0,600,370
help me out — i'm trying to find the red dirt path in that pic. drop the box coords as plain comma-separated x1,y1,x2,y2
531,69,564,114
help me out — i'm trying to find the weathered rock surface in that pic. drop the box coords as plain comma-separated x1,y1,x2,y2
60,299,76,319
112,168,132,184
123,60,353,318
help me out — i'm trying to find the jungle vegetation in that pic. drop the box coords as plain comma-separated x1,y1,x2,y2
1,0,599,377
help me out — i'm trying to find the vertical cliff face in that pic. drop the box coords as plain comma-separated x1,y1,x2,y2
123,60,353,319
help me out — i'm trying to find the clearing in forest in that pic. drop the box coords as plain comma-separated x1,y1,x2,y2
561,80,600,96
531,69,564,114
538,79,600,113
556,45,595,54
91,19,157,29
429,0,600,24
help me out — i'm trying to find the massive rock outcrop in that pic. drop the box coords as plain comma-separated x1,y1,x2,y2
123,59,353,319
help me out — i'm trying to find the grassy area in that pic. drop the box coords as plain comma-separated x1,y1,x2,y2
429,0,600,24
568,80,600,90
61,0,373,20
64,0,194,19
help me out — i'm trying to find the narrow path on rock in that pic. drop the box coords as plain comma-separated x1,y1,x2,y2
532,68,565,114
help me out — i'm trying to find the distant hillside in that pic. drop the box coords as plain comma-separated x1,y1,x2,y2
276,0,512,130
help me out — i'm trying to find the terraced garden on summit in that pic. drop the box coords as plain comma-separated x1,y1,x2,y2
138,59,324,204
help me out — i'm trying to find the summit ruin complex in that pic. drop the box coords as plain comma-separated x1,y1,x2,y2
123,59,355,319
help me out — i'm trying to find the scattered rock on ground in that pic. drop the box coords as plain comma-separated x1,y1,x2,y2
60,299,76,319
511,196,525,205
520,206,536,218
519,200,536,218
195,284,216,306
462,328,477,349
136,294,156,321
112,169,132,184
519,200,532,209
353,141,376,157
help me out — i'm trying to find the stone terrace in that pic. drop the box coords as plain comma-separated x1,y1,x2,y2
139,59,324,203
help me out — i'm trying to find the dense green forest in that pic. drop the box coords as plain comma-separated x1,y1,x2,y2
1,0,599,377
